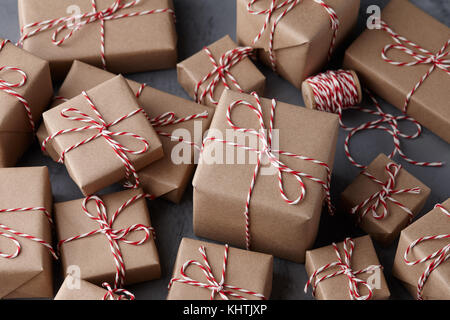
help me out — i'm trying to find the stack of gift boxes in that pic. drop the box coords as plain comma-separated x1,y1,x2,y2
0,0,448,300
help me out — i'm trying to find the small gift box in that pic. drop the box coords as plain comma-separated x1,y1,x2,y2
177,35,266,108
18,0,177,79
392,199,450,300
167,238,273,300
305,235,390,300
341,154,431,246
344,0,450,144
0,166,55,299
42,75,164,196
193,89,339,262
38,60,214,203
0,38,53,167
55,188,161,287
236,0,360,88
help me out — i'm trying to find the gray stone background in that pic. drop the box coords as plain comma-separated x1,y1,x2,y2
0,0,449,300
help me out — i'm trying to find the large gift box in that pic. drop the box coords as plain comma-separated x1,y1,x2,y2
42,75,164,196
392,199,450,300
0,167,54,299
18,0,177,79
38,61,214,202
167,238,273,300
55,188,161,287
344,0,450,144
236,0,360,88
0,38,53,167
193,89,339,262
305,235,390,300
341,154,431,246
177,35,266,108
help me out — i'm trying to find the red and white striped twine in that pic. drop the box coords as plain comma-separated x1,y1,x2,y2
202,92,333,250
403,203,449,300
247,0,339,71
304,69,444,169
304,237,383,300
42,90,151,190
58,193,156,289
168,244,266,300
0,39,35,131
18,0,175,70
379,20,450,113
0,206,57,260
350,162,420,223
194,46,254,105
102,282,135,300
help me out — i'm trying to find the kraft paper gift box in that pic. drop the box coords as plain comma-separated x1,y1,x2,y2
341,154,431,247
18,0,177,79
193,89,339,262
305,235,391,300
236,0,360,89
38,61,215,203
42,75,164,196
392,199,450,300
0,38,53,167
177,35,266,108
55,188,161,286
167,238,273,300
344,0,450,144
0,167,54,299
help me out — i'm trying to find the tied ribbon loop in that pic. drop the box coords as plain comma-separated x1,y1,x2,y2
404,204,450,300
42,90,150,190
18,0,175,69
168,244,266,300
304,238,383,300
58,193,155,289
102,282,135,300
202,92,332,250
351,162,421,222
379,20,450,112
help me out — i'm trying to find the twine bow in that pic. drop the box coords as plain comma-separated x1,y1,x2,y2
102,282,135,300
304,237,383,300
404,203,449,300
58,193,155,289
351,162,421,222
168,244,266,300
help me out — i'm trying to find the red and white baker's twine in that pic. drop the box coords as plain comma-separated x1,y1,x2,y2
403,203,449,300
0,206,57,260
304,69,443,169
168,244,266,300
379,20,450,113
58,193,156,289
194,46,254,105
102,282,135,300
0,39,35,131
202,92,333,250
42,90,150,190
247,0,339,71
351,162,420,223
18,0,175,69
305,238,383,300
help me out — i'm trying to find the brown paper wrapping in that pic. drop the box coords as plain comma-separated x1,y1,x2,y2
55,188,161,286
55,275,114,300
236,0,360,88
167,238,273,300
0,38,53,167
341,154,431,246
0,167,53,299
38,61,215,202
344,0,450,144
193,89,339,262
177,35,266,108
18,0,177,79
392,199,450,300
305,235,390,300
42,75,164,196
